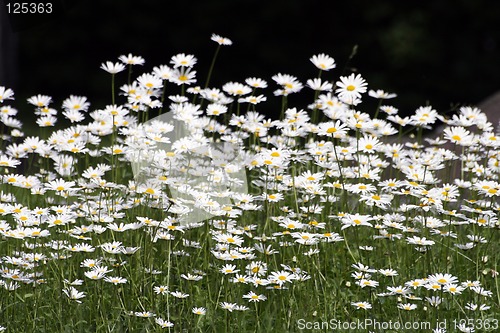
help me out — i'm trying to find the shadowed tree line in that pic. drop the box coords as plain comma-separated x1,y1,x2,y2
1,0,499,119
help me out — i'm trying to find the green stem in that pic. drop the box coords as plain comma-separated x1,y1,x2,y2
111,74,116,105
204,45,221,89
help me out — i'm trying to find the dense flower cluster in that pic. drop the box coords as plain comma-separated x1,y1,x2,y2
0,34,498,332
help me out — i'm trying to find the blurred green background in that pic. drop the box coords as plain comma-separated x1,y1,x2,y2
2,0,500,118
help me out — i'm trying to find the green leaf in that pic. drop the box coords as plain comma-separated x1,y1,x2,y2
15,293,25,303
23,293,34,299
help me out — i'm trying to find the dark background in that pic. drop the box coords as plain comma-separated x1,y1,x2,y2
1,0,500,119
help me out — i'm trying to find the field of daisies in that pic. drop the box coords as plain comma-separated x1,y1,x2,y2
0,34,499,332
